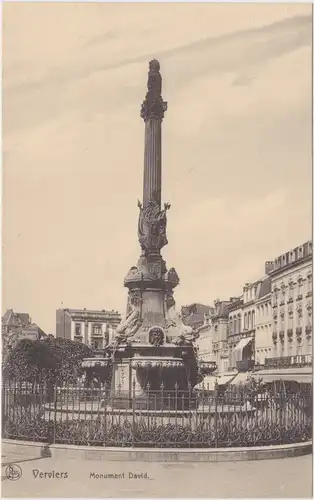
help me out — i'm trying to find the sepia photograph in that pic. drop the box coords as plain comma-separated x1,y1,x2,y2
1,2,313,498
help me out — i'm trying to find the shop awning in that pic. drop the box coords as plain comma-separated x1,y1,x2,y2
195,374,237,390
252,367,312,384
216,374,237,385
230,372,253,385
233,337,253,363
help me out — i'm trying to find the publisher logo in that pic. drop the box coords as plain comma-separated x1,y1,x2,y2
5,464,22,481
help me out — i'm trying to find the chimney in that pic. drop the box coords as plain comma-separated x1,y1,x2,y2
265,261,274,275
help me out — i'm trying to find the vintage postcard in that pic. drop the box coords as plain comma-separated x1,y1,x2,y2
1,2,313,498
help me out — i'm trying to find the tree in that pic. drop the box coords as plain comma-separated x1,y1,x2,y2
2,337,92,385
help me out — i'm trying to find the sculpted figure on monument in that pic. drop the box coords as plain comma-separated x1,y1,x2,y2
115,291,142,342
137,200,170,253
148,326,165,347
140,59,167,121
164,267,179,286
124,266,142,284
164,291,177,328
173,326,200,346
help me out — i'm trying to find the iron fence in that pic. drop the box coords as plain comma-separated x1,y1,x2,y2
2,381,312,448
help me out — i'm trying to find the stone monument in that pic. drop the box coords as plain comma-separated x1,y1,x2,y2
83,60,216,409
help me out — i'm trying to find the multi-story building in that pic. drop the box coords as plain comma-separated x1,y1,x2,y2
2,309,31,336
228,296,244,370
1,309,46,352
254,276,272,366
269,241,312,361
210,299,230,373
196,322,212,363
228,277,267,372
56,308,121,350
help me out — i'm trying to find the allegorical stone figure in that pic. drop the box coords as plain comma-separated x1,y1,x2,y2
115,291,143,342
137,199,170,253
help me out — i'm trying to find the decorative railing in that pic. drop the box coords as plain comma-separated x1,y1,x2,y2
2,381,312,448
265,355,312,369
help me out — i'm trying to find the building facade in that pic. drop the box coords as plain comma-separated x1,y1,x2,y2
1,309,46,352
56,308,121,350
254,276,272,366
269,241,312,360
195,300,230,373
196,323,213,363
228,297,244,370
210,299,230,373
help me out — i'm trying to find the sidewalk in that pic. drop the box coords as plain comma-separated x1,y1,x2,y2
1,445,312,498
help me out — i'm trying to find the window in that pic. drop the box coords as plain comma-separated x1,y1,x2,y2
307,271,312,294
233,316,237,334
92,324,101,335
237,314,241,333
75,323,81,336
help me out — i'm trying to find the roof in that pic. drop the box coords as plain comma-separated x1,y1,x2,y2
2,309,31,327
181,303,214,316
20,323,47,339
256,276,271,299
183,313,205,328
212,301,230,319
181,304,214,328
2,309,13,326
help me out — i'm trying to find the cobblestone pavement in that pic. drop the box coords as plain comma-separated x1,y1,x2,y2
1,447,312,498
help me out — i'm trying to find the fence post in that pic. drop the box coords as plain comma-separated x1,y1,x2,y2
214,381,218,448
1,384,5,438
53,384,57,444
279,388,283,445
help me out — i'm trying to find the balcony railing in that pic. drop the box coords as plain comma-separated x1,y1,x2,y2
265,354,312,369
236,359,255,372
91,330,103,337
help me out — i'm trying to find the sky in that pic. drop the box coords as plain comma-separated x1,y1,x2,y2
2,3,312,334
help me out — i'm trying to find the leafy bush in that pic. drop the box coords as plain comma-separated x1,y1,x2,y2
2,337,92,385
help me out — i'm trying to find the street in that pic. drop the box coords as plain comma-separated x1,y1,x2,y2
1,446,312,498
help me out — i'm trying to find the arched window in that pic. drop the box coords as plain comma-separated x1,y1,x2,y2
244,313,248,329
233,316,237,334
237,314,241,334
252,310,255,327
248,311,251,329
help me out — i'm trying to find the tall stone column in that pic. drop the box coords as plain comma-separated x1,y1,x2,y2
141,59,167,214
143,119,162,207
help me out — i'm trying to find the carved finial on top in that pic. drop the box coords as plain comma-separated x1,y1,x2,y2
141,60,167,121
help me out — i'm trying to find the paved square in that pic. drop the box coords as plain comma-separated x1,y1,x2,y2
1,446,312,498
